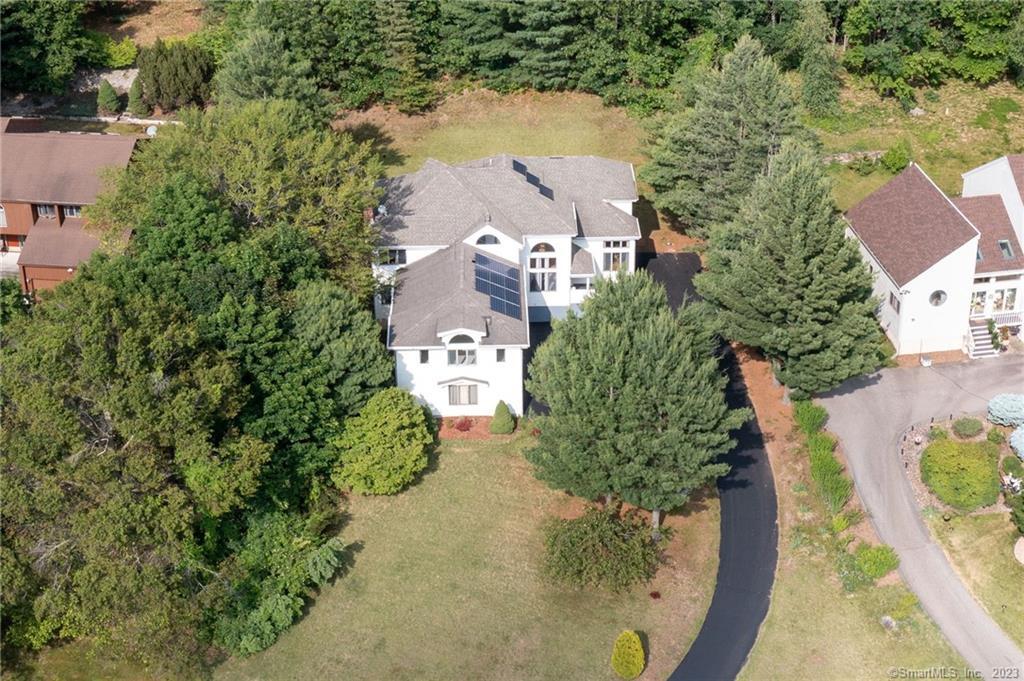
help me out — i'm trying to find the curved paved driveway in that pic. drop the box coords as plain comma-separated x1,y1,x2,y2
819,356,1024,680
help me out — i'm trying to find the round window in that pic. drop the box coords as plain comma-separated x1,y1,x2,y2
929,290,947,306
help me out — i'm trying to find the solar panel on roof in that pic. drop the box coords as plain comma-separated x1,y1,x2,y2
512,159,527,175
474,254,522,320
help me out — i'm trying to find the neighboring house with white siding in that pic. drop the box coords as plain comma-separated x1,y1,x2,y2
373,154,640,416
845,156,1024,360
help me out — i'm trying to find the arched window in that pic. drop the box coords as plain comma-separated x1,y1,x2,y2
476,234,499,245
447,335,476,365
529,243,556,292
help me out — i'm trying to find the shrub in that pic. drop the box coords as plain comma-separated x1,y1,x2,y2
1011,427,1024,460
610,630,645,680
1003,455,1024,478
452,416,473,432
988,394,1024,427
331,388,433,495
1006,493,1024,537
834,547,873,592
127,77,148,116
928,426,948,441
490,400,515,435
920,440,1000,510
855,544,899,580
987,428,1006,445
952,417,983,439
880,140,911,173
96,79,120,115
807,433,852,515
543,507,663,592
83,31,137,69
793,400,828,434
137,38,214,111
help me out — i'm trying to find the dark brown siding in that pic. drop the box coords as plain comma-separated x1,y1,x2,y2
20,264,74,295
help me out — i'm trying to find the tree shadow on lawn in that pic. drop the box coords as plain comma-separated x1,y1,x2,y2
336,121,407,168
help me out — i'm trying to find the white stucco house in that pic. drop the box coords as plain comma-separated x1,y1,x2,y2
845,155,1024,359
372,154,640,416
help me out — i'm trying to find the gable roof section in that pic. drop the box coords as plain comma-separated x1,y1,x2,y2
1,131,137,205
845,164,978,287
378,155,639,247
1009,155,1024,203
952,195,1024,273
18,219,99,269
388,243,529,348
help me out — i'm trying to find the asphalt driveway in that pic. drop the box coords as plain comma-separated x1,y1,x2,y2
819,356,1024,680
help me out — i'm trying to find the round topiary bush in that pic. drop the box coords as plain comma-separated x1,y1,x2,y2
919,440,1000,511
489,400,515,434
987,428,1006,444
610,630,645,680
988,394,1024,427
952,417,983,439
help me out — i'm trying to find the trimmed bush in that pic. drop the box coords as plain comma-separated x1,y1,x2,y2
127,77,148,116
610,630,645,680
96,79,120,115
952,417,983,439
919,440,1000,510
855,544,899,579
543,507,663,592
987,428,1006,444
1003,455,1024,478
490,400,515,434
137,39,214,111
988,394,1024,427
331,388,433,495
1011,427,1024,460
928,426,948,441
793,400,828,434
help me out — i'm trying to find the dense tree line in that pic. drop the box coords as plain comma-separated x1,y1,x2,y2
4,1,1021,111
0,102,396,675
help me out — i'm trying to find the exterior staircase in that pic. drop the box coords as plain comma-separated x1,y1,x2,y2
969,324,998,359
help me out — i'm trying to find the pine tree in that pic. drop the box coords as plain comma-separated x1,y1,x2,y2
96,78,120,114
126,76,148,116
381,0,436,113
214,29,326,119
796,0,841,116
526,271,749,529
695,141,881,399
640,35,798,238
506,0,580,90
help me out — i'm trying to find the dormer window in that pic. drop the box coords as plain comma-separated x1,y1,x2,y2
447,334,477,365
63,205,82,218
36,204,56,219
476,234,499,245
381,248,406,265
998,240,1015,259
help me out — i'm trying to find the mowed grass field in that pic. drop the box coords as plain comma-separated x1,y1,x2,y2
928,512,1024,650
216,436,719,681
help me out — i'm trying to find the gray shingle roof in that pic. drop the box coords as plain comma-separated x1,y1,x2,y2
845,164,979,287
388,243,529,348
570,243,595,275
378,155,638,247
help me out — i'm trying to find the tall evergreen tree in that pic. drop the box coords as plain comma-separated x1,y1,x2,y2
526,271,749,530
695,141,881,399
640,35,799,238
381,0,438,112
796,0,841,116
214,29,326,118
505,0,580,90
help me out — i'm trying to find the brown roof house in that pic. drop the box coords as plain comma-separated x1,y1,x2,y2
0,119,137,294
375,154,640,417
846,158,1024,360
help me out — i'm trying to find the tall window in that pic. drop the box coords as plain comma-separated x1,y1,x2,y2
419,350,429,364
36,204,56,219
447,334,476,365
448,384,478,405
63,205,83,218
0,205,6,228
993,288,1018,312
971,291,986,315
529,243,556,292
381,248,406,265
496,349,505,362
888,291,900,313
603,240,630,272
998,240,1015,259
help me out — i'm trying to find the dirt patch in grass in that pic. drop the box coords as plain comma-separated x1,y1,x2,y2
735,347,965,680
84,0,204,46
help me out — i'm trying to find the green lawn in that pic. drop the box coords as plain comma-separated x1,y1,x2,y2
214,436,719,681
928,512,1024,650
336,89,646,176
